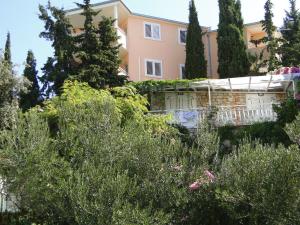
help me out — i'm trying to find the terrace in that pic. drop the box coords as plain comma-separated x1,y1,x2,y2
149,74,298,128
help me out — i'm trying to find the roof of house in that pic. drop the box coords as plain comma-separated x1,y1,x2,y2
65,0,210,28
209,21,264,33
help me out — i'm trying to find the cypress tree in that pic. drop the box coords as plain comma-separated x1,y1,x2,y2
20,51,40,111
185,0,207,79
261,0,278,71
73,0,104,88
74,0,126,88
98,17,126,87
280,0,300,66
4,32,12,65
217,0,250,78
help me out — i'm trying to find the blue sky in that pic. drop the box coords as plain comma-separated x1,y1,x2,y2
0,0,299,74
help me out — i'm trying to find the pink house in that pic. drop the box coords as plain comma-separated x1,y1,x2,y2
66,0,270,81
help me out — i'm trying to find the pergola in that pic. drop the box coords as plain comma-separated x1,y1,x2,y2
177,74,298,107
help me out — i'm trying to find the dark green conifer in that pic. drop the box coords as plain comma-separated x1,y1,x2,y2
20,51,40,111
217,0,250,78
74,0,126,88
280,0,300,66
4,32,12,65
39,1,75,96
185,0,207,79
261,0,278,71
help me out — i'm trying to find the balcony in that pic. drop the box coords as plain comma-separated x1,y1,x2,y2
150,104,278,129
117,27,127,51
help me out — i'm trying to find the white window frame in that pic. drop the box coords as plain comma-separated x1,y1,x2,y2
145,59,163,78
178,28,187,45
179,64,185,79
144,22,161,41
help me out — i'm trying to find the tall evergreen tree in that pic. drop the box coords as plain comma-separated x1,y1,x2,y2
217,0,250,78
185,0,207,79
261,0,278,71
73,0,126,88
98,17,125,87
280,0,300,66
39,2,75,96
20,51,40,111
4,32,12,65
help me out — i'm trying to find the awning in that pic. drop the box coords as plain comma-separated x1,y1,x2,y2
189,74,299,92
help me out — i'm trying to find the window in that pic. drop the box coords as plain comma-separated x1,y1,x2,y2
178,28,187,44
180,64,186,79
145,59,163,77
144,22,161,40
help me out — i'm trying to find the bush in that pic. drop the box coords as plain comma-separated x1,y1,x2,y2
285,113,300,145
0,81,221,225
1,81,299,225
218,99,299,149
217,142,300,225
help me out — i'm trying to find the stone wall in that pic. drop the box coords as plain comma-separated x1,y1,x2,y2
150,91,288,110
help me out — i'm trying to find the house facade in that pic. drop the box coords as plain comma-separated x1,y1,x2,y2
66,0,270,81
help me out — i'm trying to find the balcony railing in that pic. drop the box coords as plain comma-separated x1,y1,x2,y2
150,105,278,128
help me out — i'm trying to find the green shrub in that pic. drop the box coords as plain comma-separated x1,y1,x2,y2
218,142,300,225
0,81,221,225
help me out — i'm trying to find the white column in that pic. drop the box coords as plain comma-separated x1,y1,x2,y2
113,5,118,28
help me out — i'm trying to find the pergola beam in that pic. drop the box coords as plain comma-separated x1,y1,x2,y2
207,80,212,107
228,78,233,92
248,76,252,92
285,74,294,92
266,75,273,92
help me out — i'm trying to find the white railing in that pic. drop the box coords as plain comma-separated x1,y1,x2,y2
215,105,277,127
150,105,278,128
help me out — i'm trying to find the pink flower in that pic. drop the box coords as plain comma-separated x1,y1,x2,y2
283,67,290,74
204,170,215,182
189,181,201,191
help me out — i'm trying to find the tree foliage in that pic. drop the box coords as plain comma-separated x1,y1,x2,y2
0,57,28,130
217,0,250,78
19,50,40,111
280,0,300,66
218,142,300,224
261,0,278,71
38,0,126,95
38,1,76,96
0,81,299,225
72,0,126,89
0,81,222,225
4,32,12,65
185,0,207,79
285,113,300,145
